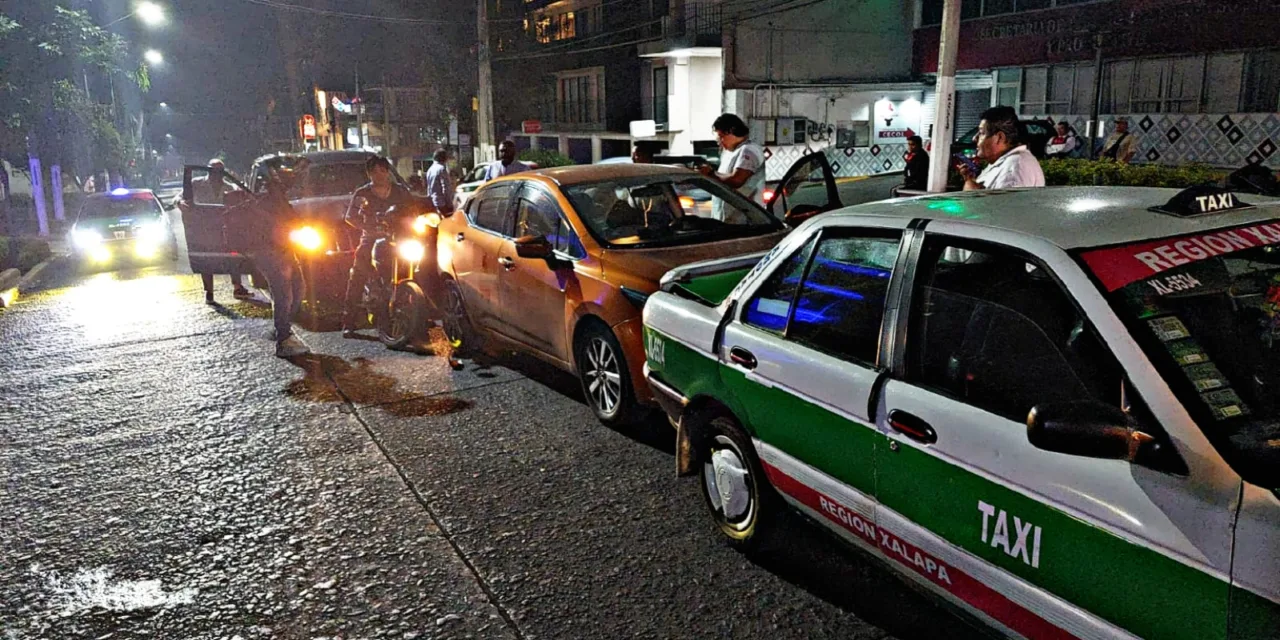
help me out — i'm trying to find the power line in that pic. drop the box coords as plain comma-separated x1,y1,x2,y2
231,0,467,24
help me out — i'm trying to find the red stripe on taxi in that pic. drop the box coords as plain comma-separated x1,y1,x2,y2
762,461,1077,640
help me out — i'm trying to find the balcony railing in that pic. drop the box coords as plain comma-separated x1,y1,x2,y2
536,99,606,129
662,1,722,41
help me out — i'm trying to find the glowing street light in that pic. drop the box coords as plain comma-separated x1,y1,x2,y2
136,1,166,26
144,49,164,65
158,102,169,108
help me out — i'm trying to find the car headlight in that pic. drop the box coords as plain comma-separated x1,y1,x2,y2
137,222,167,244
73,229,103,249
397,239,426,263
411,213,441,235
289,226,323,252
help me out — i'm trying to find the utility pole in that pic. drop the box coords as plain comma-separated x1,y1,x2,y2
1088,33,1105,160
476,0,496,164
356,65,366,148
926,0,962,193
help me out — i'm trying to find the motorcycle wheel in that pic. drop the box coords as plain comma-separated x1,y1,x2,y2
365,281,391,336
381,281,427,350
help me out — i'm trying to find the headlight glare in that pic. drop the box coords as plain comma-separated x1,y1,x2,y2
73,229,104,249
289,226,323,252
412,213,441,234
138,222,166,243
397,239,426,263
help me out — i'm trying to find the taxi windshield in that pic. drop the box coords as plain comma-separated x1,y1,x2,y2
79,195,160,220
564,175,781,248
1080,222,1280,486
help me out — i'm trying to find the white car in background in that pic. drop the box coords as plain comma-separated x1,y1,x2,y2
454,161,539,211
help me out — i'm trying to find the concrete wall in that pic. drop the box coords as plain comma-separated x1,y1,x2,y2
728,0,917,86
658,52,723,155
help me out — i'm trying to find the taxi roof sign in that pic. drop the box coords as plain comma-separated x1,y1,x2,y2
1151,185,1254,218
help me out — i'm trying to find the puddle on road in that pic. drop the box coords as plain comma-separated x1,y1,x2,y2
285,354,473,418
32,565,196,615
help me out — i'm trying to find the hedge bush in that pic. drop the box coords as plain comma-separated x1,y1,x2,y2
1041,159,1227,188
518,149,575,168
0,237,52,272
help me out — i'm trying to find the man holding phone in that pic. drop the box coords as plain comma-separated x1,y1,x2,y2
960,106,1044,191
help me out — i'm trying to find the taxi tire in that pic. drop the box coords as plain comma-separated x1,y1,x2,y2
699,416,779,552
574,323,642,428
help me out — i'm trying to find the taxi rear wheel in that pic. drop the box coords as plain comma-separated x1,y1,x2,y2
574,323,641,427
698,416,778,550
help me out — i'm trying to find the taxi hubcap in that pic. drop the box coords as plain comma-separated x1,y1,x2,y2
704,436,754,530
584,337,622,415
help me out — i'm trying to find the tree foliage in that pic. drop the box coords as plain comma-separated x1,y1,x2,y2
0,4,147,176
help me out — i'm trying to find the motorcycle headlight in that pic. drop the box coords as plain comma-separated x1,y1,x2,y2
73,229,103,249
398,238,426,263
412,213,441,235
289,226,323,252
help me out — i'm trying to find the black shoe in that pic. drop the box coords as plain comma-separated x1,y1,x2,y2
205,292,215,305
342,328,360,339
233,287,253,300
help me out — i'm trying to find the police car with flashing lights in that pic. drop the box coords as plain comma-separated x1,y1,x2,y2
69,188,178,265
642,184,1280,639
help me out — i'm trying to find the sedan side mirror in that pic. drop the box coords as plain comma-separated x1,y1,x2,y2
1027,401,1153,461
514,235,554,260
784,204,825,228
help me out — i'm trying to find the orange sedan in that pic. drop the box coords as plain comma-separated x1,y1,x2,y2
436,164,788,426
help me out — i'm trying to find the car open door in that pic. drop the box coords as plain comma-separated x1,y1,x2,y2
768,151,842,227
180,164,253,276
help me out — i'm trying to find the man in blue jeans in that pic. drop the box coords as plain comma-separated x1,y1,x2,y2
250,157,311,358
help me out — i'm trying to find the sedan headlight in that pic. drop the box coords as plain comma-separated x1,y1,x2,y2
397,239,426,263
73,229,103,249
137,222,167,244
289,226,323,252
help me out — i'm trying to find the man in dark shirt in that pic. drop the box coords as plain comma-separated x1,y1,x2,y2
902,135,930,191
342,155,414,337
249,156,310,357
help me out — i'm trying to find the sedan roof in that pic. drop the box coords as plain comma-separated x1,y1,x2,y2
833,186,1280,249
527,163,697,186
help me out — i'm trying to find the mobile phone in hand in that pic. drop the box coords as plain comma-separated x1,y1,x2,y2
953,153,979,176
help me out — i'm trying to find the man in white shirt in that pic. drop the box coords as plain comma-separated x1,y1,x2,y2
1044,121,1079,159
961,106,1045,191
484,140,531,181
698,113,765,222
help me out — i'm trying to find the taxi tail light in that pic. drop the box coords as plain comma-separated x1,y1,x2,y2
763,189,776,203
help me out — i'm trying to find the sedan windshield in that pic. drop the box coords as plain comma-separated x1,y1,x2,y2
564,175,781,248
78,196,161,220
290,162,379,199
1080,222,1280,486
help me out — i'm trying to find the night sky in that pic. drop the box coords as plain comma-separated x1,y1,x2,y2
91,0,472,169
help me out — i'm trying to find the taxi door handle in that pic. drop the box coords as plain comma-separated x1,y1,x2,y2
456,232,465,242
888,410,937,445
729,346,757,370
498,256,516,270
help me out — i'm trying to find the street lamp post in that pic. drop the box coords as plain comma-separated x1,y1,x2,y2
144,49,164,66
106,1,166,27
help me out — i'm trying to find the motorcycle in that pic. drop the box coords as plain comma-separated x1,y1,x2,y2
362,203,443,350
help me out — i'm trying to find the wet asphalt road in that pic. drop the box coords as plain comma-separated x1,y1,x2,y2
1,253,986,639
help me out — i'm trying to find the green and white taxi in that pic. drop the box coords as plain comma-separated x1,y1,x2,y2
642,185,1280,639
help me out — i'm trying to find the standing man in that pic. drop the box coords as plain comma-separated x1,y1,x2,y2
631,143,655,164
1100,117,1137,164
425,148,456,215
960,106,1045,191
250,157,310,358
484,140,531,180
902,135,930,191
187,158,251,303
1044,122,1079,159
341,155,413,338
698,113,765,221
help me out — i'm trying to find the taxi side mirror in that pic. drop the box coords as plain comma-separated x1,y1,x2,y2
514,235,553,260
1027,401,1151,461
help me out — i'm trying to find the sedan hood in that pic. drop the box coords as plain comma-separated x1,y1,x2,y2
290,195,350,224
600,230,786,285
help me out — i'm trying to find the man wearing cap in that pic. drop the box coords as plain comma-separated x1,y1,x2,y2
960,106,1045,191
1100,118,1137,164
186,158,252,303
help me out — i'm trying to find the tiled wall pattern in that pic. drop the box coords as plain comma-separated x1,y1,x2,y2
762,143,909,181
1048,114,1279,170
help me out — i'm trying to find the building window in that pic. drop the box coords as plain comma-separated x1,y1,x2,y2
653,66,669,124
554,68,605,125
922,0,1110,25
995,68,1021,109
1244,49,1280,113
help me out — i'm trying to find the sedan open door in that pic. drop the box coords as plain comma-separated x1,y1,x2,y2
768,151,843,227
180,164,254,277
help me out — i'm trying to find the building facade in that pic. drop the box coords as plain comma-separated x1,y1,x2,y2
915,0,1280,169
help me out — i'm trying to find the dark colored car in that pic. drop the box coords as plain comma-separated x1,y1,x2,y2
952,118,1056,159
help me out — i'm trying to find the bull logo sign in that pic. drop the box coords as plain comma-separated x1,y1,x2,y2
874,97,923,142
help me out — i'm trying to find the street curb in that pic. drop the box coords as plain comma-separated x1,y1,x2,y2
17,255,56,289
0,268,17,308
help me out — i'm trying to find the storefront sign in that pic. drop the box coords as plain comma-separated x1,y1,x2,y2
915,0,1280,73
873,98,923,142
522,120,543,134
